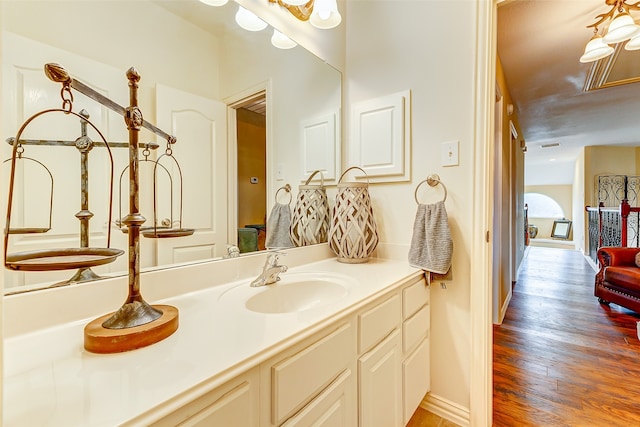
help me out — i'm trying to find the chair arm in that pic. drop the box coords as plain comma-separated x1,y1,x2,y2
597,246,640,268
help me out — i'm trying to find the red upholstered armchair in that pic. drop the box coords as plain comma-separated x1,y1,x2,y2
596,247,640,313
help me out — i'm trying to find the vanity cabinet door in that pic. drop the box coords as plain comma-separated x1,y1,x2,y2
402,336,430,424
401,277,430,424
268,322,355,426
358,329,403,427
150,368,259,427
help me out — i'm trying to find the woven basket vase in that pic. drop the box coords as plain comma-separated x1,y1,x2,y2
328,166,379,263
290,170,330,246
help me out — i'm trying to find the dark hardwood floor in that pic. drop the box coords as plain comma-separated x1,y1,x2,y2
493,246,640,426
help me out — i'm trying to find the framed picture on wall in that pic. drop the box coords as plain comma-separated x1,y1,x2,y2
551,219,572,240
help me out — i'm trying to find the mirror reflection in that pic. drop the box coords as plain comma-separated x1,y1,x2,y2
1,0,341,294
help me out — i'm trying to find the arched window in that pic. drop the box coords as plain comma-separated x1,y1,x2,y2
524,193,565,218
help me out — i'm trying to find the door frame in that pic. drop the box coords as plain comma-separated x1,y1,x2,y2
224,81,271,246
492,87,504,324
471,0,497,425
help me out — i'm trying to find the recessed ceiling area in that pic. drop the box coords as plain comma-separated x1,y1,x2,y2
497,0,640,185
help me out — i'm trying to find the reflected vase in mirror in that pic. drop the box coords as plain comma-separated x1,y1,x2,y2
290,170,330,246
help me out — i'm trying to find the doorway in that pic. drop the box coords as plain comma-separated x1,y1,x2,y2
227,91,268,253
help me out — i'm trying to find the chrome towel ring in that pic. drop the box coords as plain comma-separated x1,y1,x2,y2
414,174,447,204
275,183,292,205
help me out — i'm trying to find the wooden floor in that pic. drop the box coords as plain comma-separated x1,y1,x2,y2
407,407,460,427
493,246,640,426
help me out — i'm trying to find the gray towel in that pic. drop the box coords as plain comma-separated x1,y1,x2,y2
266,203,294,249
408,201,453,274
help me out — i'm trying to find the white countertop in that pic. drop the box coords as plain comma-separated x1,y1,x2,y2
3,256,421,427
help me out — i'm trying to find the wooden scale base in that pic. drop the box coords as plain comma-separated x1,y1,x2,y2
84,305,179,354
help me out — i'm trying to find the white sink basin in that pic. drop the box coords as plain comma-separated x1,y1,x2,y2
220,272,355,314
246,279,347,314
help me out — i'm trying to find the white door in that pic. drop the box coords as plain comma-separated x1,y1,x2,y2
155,85,227,265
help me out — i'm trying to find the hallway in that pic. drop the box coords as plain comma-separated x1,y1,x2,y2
493,246,640,426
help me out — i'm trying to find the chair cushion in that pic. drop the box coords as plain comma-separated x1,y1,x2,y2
604,266,640,299
635,251,640,268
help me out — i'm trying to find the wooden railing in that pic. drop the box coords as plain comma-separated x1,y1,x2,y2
586,199,640,264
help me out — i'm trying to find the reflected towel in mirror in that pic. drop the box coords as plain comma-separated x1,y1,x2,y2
266,203,294,249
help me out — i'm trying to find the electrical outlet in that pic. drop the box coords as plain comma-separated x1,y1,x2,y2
441,140,459,167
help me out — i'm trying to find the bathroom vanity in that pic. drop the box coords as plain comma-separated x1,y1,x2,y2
3,248,430,426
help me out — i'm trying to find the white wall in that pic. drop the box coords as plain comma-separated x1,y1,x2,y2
2,0,220,114
525,184,573,238
345,0,477,415
218,28,342,210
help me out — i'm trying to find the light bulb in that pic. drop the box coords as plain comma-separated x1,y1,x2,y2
580,34,615,63
626,32,640,50
235,6,268,32
271,29,297,49
310,0,341,29
199,0,228,6
603,12,640,44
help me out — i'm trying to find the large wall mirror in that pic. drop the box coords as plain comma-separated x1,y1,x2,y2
1,0,342,294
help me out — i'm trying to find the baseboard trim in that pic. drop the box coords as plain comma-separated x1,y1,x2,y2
529,238,575,250
496,287,512,325
584,252,598,273
421,393,470,427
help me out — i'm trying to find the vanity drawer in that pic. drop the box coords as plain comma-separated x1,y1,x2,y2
150,368,259,427
358,294,401,354
271,323,354,425
403,304,430,354
402,279,429,319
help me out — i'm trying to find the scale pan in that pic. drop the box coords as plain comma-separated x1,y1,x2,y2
120,225,170,235
141,228,195,239
5,247,125,271
7,227,51,234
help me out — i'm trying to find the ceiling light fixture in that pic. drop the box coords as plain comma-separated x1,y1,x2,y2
200,0,340,50
269,0,342,30
581,0,640,62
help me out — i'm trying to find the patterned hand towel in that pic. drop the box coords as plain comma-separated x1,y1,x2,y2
266,203,294,249
408,200,453,274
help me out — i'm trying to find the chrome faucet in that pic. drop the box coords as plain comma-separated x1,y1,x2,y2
225,244,240,259
250,252,288,287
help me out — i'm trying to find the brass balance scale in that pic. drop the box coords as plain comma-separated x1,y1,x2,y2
4,63,194,353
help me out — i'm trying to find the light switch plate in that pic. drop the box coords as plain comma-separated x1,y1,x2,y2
276,163,284,181
441,140,459,167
